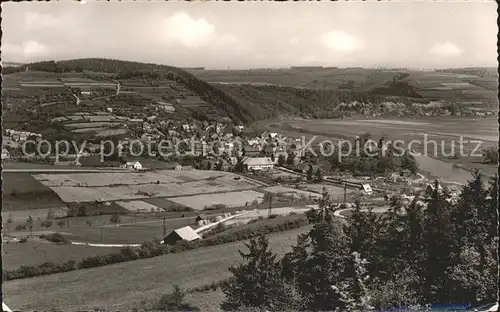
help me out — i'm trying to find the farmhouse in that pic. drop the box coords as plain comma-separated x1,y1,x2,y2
361,184,373,195
123,161,143,170
243,157,274,171
161,226,201,245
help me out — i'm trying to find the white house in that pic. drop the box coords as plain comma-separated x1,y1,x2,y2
243,157,274,171
361,184,373,195
123,161,142,170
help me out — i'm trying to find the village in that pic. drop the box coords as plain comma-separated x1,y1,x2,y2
2,112,467,250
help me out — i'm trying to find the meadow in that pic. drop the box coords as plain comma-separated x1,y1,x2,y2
2,226,311,311
264,185,322,199
169,190,265,210
39,170,262,203
2,241,118,271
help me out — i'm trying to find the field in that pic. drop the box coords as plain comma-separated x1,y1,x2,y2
168,190,265,210
2,226,311,311
281,116,498,178
2,207,69,222
304,184,349,201
36,170,261,203
2,173,66,210
190,68,496,101
264,185,322,199
2,241,118,271
224,207,314,226
115,200,165,212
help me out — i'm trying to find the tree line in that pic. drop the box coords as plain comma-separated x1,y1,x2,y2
220,171,498,311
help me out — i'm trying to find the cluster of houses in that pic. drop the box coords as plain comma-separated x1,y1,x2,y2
2,129,43,160
3,129,42,143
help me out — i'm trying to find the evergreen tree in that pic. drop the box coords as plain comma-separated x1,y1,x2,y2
296,220,350,311
306,166,314,181
314,168,323,182
344,202,384,280
221,236,292,311
422,180,457,303
484,175,498,244
286,153,295,166
277,154,286,166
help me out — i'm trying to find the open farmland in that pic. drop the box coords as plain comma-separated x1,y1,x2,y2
169,190,265,210
264,186,322,199
2,242,119,271
64,122,123,129
2,226,311,311
2,207,69,222
34,170,262,203
2,173,66,211
224,207,313,226
304,184,349,200
116,200,165,212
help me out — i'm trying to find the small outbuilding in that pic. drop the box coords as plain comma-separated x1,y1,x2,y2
161,226,201,245
361,184,373,195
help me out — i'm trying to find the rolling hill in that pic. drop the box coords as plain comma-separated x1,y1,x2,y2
2,59,497,132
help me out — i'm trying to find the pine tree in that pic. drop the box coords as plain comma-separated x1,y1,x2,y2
221,236,291,311
314,168,323,182
344,202,384,279
277,154,286,166
297,220,350,311
292,190,352,311
306,165,314,181
484,175,498,244
422,180,457,303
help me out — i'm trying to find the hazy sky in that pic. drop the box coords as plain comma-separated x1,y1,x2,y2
2,1,497,69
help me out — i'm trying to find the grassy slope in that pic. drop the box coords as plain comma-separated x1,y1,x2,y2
2,242,118,271
2,226,311,311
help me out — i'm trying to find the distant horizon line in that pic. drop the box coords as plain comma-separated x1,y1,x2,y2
2,58,496,71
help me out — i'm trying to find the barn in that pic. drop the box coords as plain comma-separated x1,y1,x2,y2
161,226,201,245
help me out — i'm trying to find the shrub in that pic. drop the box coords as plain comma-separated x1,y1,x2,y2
154,285,200,311
41,220,53,228
15,224,26,231
41,233,71,244
19,237,28,243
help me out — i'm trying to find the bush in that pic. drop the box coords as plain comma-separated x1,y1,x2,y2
41,220,53,228
15,224,26,231
154,285,200,311
41,233,71,244
19,237,28,243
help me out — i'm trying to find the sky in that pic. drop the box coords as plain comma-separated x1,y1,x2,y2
1,1,498,69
